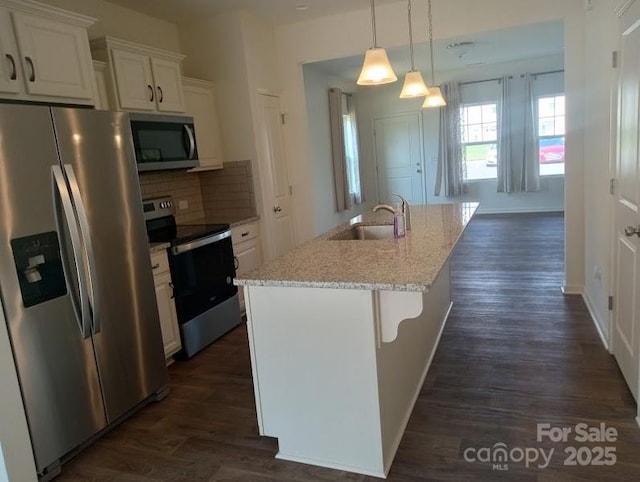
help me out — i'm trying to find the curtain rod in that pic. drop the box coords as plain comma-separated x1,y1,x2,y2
460,69,565,87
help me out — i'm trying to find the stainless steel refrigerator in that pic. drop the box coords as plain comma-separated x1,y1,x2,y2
0,104,168,479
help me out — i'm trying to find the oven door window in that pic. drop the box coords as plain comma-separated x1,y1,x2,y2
169,237,237,323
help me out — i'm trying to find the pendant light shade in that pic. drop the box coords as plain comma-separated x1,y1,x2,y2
422,86,447,107
400,70,429,98
423,0,446,108
357,0,397,86
357,48,398,85
399,0,429,98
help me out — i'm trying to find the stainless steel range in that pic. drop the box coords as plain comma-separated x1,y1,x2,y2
143,197,242,358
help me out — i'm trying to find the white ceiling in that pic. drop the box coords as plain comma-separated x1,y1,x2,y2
308,20,564,80
106,0,400,25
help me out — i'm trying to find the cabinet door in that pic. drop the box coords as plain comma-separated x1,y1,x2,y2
11,12,94,99
151,58,185,113
154,271,182,358
234,240,260,311
0,9,21,94
111,49,155,111
184,83,223,169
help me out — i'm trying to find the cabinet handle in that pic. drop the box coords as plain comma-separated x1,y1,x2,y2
273,206,282,213
234,256,239,270
148,84,154,102
151,263,160,270
157,86,164,103
6,54,16,80
241,231,249,237
169,282,174,299
25,56,35,82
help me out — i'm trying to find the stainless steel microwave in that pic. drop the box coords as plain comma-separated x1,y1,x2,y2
129,113,199,171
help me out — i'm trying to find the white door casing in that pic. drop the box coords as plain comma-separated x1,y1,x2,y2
374,113,425,205
257,94,296,260
612,0,640,403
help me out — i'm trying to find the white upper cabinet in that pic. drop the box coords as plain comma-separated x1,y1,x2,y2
0,1,95,104
184,77,224,171
91,37,186,113
151,58,184,113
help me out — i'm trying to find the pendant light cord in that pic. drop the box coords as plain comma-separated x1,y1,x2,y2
371,0,378,47
428,0,436,85
408,0,415,71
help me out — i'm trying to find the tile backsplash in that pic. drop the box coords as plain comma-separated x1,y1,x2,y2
139,171,205,224
138,160,257,225
199,160,257,223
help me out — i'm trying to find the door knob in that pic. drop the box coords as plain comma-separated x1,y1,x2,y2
624,225,640,237
273,206,282,213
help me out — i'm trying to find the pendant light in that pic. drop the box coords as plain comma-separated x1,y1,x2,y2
422,0,446,107
357,0,397,86
399,0,429,98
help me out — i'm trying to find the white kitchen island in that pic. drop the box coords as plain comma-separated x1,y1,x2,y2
235,203,477,478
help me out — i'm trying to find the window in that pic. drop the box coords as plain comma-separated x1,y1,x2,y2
328,88,363,211
460,103,498,181
537,95,565,176
341,94,362,203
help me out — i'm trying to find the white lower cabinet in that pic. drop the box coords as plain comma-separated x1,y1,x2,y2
231,222,261,311
151,251,181,361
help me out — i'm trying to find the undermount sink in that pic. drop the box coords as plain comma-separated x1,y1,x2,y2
328,223,394,241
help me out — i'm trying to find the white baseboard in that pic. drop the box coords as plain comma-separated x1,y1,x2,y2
561,284,583,295
581,292,609,350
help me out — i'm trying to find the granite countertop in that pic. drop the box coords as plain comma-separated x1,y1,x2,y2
149,242,170,254
235,203,478,292
229,216,260,228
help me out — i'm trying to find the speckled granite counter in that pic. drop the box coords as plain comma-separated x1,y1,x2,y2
235,203,477,292
149,242,170,254
229,216,259,228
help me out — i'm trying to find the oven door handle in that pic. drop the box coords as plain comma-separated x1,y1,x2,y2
170,230,231,255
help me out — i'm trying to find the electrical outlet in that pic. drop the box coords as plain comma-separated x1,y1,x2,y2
178,200,189,210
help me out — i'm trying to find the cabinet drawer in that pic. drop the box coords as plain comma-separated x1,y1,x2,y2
150,250,170,275
231,222,258,245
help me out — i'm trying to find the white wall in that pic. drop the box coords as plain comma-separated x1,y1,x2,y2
303,65,373,234
582,0,619,341
38,0,181,52
355,54,565,214
276,0,585,290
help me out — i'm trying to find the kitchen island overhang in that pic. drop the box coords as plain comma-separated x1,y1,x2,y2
236,203,478,478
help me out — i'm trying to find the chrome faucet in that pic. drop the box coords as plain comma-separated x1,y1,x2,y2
372,193,411,230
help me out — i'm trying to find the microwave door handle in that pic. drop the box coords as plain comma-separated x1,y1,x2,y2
63,164,101,336
184,124,196,160
52,166,92,339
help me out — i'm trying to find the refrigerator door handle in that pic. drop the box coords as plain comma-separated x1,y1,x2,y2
63,164,101,336
52,166,92,339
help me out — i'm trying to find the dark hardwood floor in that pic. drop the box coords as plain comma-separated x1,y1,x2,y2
59,212,640,481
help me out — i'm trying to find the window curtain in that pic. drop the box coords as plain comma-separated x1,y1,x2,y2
497,73,540,193
435,82,465,197
328,88,364,212
521,73,540,192
497,76,515,192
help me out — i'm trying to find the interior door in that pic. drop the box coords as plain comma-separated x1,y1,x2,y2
613,1,640,402
258,94,296,259
374,113,425,204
